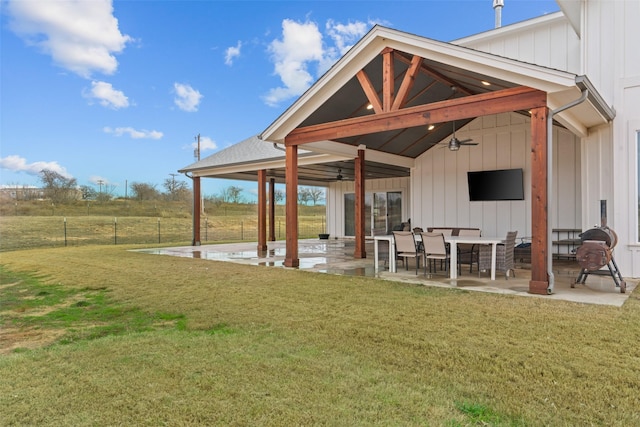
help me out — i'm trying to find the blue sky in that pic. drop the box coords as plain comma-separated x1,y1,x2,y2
0,0,560,200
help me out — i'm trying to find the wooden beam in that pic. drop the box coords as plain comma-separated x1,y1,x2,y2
354,149,366,259
356,70,383,114
284,145,299,267
382,48,394,112
529,106,549,294
391,54,422,111
420,63,474,95
192,176,201,246
285,86,546,146
269,178,276,241
395,53,474,96
257,169,267,252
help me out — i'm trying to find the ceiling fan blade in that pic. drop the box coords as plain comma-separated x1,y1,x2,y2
457,138,474,144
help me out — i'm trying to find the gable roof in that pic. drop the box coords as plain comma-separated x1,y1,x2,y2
178,135,411,186
261,25,612,151
181,21,613,185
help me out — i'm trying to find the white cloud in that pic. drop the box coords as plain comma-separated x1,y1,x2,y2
173,83,203,112
263,18,369,107
103,127,163,139
325,19,368,56
225,41,242,66
191,136,217,152
6,0,131,78
84,81,129,109
0,155,73,179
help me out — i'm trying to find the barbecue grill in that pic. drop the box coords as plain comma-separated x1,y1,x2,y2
573,226,626,293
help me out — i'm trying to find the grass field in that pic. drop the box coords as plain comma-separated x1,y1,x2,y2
0,200,327,251
1,244,639,425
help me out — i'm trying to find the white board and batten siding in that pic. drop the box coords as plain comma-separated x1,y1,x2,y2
580,0,640,277
458,1,640,277
455,13,581,75
411,113,581,242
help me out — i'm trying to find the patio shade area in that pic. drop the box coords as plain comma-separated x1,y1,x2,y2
134,238,636,307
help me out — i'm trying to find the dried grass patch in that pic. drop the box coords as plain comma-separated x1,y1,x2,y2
1,245,639,425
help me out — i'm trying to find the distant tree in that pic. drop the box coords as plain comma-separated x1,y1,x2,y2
298,187,311,205
307,187,325,206
39,169,78,203
163,177,190,201
205,194,224,206
80,185,97,200
273,189,285,204
219,186,245,204
130,182,161,201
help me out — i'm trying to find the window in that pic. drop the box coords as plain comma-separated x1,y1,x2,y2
344,191,402,236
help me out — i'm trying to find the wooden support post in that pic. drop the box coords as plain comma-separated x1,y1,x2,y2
269,178,276,241
257,169,267,252
529,106,550,294
354,148,366,258
285,145,299,267
192,176,201,246
382,48,394,112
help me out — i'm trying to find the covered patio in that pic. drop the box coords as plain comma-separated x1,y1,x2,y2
135,238,635,307
180,26,614,297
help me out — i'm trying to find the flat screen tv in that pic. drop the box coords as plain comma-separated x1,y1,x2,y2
467,168,524,201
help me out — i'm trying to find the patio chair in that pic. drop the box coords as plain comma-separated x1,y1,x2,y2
457,228,481,273
392,231,424,275
420,232,457,275
479,231,518,279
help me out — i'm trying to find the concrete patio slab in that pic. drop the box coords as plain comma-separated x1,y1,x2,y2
134,238,636,307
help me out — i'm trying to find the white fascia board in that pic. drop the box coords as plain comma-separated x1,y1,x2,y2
304,140,415,169
381,31,577,93
189,152,347,178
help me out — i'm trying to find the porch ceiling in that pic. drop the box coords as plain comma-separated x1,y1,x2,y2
296,50,522,159
202,159,410,187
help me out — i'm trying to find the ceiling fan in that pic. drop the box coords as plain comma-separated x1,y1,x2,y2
445,121,478,151
334,168,356,181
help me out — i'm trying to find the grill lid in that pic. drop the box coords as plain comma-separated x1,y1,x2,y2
579,226,617,248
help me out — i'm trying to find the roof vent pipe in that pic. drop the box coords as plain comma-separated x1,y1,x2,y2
493,0,504,28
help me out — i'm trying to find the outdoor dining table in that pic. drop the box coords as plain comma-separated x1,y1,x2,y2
374,234,505,280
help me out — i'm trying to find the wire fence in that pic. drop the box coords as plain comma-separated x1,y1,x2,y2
0,216,327,252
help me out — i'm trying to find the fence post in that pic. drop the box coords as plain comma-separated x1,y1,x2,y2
114,217,117,245
157,218,160,244
241,220,244,240
64,217,67,247
205,217,208,241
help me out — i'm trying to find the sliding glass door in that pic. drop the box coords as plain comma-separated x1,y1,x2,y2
344,191,402,236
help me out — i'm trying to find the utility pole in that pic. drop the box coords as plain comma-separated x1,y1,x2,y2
169,173,178,198
194,134,201,161
97,179,104,195
169,173,178,185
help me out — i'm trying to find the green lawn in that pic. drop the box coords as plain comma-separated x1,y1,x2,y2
1,244,639,425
